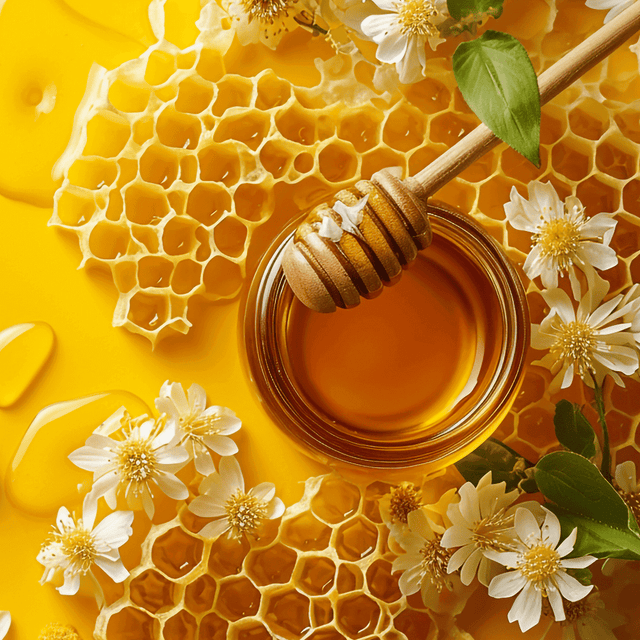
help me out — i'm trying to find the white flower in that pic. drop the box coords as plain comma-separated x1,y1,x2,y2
552,592,622,640
585,0,634,23
380,481,423,528
531,277,640,393
614,460,640,524
37,505,133,605
441,472,542,587
505,182,617,299
360,0,447,84
0,612,10,640
69,408,189,520
189,456,285,539
487,507,596,633
155,381,241,477
222,0,313,50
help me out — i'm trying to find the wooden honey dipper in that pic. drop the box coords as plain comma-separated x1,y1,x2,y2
283,2,640,313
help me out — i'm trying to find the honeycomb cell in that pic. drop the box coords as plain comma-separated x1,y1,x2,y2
134,117,156,146
109,79,151,113
540,109,566,144
246,543,297,586
612,215,640,258
54,188,95,227
106,607,158,640
84,112,131,158
233,182,274,222
383,104,426,152
198,143,241,185
145,50,178,85
318,142,358,183
608,411,634,448
611,378,640,416
615,109,640,144
202,257,243,297
132,226,160,253
275,104,316,145
129,569,176,614
363,482,389,524
213,111,270,151
216,577,261,621
569,99,609,140
294,153,314,174
67,158,118,190
337,594,380,639
500,146,546,184
366,560,402,603
311,599,334,627
477,175,514,220
260,140,292,178
310,476,360,524
140,145,179,187
212,76,253,116
106,189,124,221
360,148,405,180
404,77,451,114
157,108,202,150
577,175,619,215
297,556,336,595
185,574,217,614
596,139,637,180
307,630,345,640
151,527,203,579
336,564,364,593
137,256,173,289
281,512,332,551
236,622,273,640
186,182,231,226
429,112,477,146
512,371,547,411
164,610,197,640
338,106,383,153
199,612,228,640
89,222,130,260
113,261,138,293
208,533,251,577
180,155,198,183
264,589,312,639
176,77,214,114
124,184,170,225
517,405,556,449
256,72,291,110
162,217,198,255
393,609,433,638
551,139,592,181
172,260,202,295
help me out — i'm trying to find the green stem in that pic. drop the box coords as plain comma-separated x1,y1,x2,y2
594,380,611,482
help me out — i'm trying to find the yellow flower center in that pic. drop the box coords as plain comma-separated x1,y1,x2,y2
471,510,515,552
39,623,82,640
533,217,583,270
225,489,268,535
518,544,561,589
419,533,453,593
397,0,440,37
617,487,640,525
389,482,422,524
117,439,157,485
59,527,97,574
551,320,595,377
181,414,224,439
241,0,295,24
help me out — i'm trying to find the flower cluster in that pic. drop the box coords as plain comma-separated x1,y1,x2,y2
386,473,608,634
37,381,284,605
505,180,640,393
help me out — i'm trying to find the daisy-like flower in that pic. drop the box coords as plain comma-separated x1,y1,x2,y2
614,460,640,524
39,623,82,640
360,0,447,84
0,612,10,640
317,195,369,243
37,505,133,605
69,407,189,520
531,277,640,393
155,381,241,477
487,507,596,633
189,456,285,539
585,0,634,23
441,472,542,587
504,181,617,299
380,481,423,526
543,592,623,640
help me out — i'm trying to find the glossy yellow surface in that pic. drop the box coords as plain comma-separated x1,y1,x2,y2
2,0,640,638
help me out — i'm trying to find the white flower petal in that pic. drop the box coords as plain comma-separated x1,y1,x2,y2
155,471,189,500
92,511,134,549
187,383,207,414
58,571,81,596
615,460,637,493
509,583,542,632
515,507,541,545
554,570,594,602
251,482,276,502
0,612,10,640
460,547,483,586
199,518,231,540
541,508,562,547
203,435,239,456
266,497,286,519
548,585,566,622
489,570,527,598
95,556,129,583
219,456,245,493
447,543,475,573
193,444,216,476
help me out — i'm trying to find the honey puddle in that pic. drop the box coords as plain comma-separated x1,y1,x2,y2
0,322,55,407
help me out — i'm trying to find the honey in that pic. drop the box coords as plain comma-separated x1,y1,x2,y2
244,203,529,469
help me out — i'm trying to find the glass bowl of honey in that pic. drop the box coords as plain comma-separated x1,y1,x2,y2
243,201,529,470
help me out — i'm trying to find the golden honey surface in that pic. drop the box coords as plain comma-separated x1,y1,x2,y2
1,0,640,638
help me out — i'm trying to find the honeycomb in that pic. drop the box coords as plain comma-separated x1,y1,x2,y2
96,472,472,640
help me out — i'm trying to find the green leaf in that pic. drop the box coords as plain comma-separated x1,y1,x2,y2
452,31,541,166
455,437,537,492
535,451,640,559
554,400,597,458
447,0,503,21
